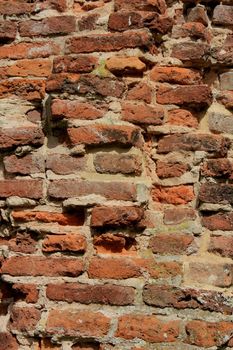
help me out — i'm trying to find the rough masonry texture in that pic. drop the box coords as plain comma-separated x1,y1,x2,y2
0,0,233,349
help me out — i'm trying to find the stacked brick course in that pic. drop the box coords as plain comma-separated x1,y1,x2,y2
0,0,233,349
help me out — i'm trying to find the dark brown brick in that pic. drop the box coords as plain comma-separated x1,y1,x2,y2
46,283,135,305
94,153,142,175
150,234,195,254
157,134,230,156
157,85,212,106
66,30,152,53
122,102,164,125
53,56,97,73
19,16,76,37
208,236,233,257
9,306,41,332
67,124,142,147
46,154,86,175
199,183,233,204
48,179,137,201
91,206,144,227
0,20,17,41
143,284,232,313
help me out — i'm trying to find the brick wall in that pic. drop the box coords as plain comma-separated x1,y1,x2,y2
0,0,233,349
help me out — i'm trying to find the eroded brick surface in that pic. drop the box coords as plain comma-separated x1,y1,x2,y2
0,1,232,348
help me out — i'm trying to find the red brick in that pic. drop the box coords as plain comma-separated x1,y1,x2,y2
53,56,97,73
143,284,232,313
1,59,52,78
48,179,137,201
91,206,144,227
19,16,76,37
94,153,142,175
0,333,18,350
213,5,233,25
76,1,109,11
108,11,143,32
150,234,195,254
88,257,180,279
109,11,172,34
42,234,87,253
78,13,99,31
46,153,87,175
106,57,146,74
156,160,188,178
126,82,152,103
66,30,152,53
46,73,80,92
116,314,179,342
46,310,110,337
164,208,197,224
49,0,68,11
0,20,17,41
12,210,84,226
167,109,198,128
0,0,67,15
4,154,45,175
1,256,84,277
0,180,43,199
157,85,212,106
114,0,166,13
67,124,142,147
51,99,104,120
122,102,164,125
48,179,136,201
94,233,137,255
203,213,233,231
0,0,34,15
0,126,44,149
88,257,141,279
199,183,233,204
157,134,230,156
152,185,194,204
173,22,209,41
12,284,39,303
144,12,173,33
186,262,233,287
0,79,45,101
8,232,37,254
46,283,135,305
185,320,233,347
151,67,201,85
26,109,42,123
148,261,182,278
171,42,209,63
9,306,41,332
0,41,60,60
208,236,233,257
